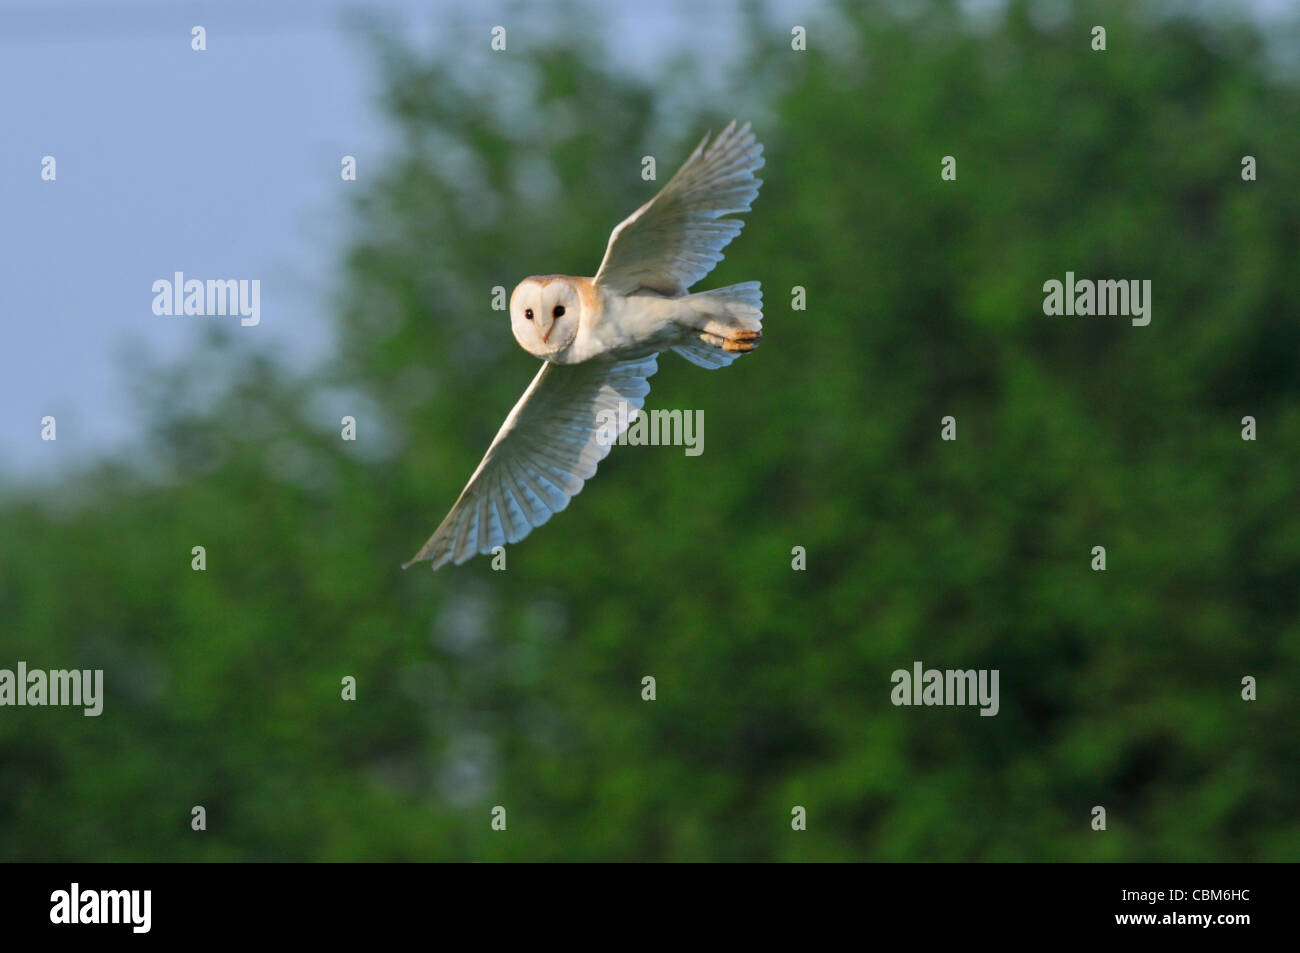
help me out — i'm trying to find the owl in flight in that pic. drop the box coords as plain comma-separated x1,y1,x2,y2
404,120,764,570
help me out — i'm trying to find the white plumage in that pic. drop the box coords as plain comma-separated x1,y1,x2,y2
405,120,765,570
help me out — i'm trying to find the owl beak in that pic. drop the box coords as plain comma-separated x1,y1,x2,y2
539,314,554,343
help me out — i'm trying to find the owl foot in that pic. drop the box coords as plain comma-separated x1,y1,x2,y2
702,329,762,353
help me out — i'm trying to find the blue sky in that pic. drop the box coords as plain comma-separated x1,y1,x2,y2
0,0,1287,481
2,1,386,480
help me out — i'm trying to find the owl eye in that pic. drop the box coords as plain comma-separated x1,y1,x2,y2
553,305,565,318
524,308,534,320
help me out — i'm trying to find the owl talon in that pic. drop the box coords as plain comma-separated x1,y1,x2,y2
722,330,762,353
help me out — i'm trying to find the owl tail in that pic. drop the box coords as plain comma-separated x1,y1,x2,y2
672,281,763,369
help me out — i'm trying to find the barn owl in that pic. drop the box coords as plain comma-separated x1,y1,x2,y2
404,120,764,570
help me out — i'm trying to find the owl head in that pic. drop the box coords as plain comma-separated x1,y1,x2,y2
509,276,580,358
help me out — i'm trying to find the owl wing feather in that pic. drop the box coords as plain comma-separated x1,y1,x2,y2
594,120,763,296
403,354,659,570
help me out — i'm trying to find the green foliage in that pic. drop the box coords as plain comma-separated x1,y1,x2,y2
2,0,1298,860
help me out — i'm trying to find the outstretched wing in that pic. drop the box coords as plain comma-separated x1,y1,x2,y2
404,354,659,570
593,120,763,297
